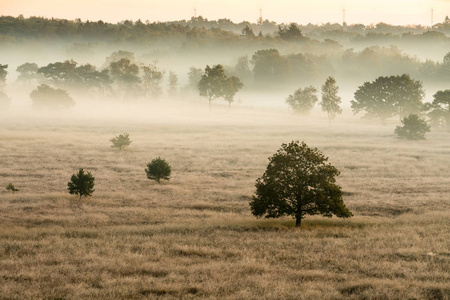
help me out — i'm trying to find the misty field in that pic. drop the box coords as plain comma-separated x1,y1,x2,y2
0,105,449,299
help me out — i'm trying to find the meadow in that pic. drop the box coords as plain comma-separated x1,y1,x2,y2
0,103,449,299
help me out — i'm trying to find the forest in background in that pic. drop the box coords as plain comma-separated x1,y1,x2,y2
1,15,450,111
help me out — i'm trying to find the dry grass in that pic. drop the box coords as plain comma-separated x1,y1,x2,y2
0,104,449,299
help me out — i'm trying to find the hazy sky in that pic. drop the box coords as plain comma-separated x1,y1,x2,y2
2,0,450,25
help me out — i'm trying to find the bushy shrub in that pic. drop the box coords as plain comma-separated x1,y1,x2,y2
145,157,171,183
67,168,95,199
110,133,131,150
395,114,430,140
6,183,20,194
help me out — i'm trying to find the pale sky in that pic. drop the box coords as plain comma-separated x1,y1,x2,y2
2,0,450,26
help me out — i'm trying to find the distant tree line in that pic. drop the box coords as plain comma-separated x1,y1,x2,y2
2,15,450,48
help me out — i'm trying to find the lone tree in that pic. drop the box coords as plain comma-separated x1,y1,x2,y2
145,157,171,183
67,168,95,199
286,86,318,115
351,74,424,121
395,114,430,140
110,133,131,150
6,183,20,194
250,141,352,227
320,76,342,124
198,64,227,110
223,76,244,109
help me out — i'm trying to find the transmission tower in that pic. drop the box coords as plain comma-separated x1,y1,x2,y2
258,9,263,25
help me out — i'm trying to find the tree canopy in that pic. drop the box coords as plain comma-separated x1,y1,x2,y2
145,157,171,183
250,141,352,227
321,76,342,122
351,74,425,121
286,86,318,114
251,49,290,82
198,64,243,109
16,62,39,84
395,114,430,140
67,168,95,199
110,133,132,150
30,84,75,109
426,89,450,131
278,23,304,41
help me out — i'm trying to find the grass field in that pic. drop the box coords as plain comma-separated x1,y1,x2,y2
1,104,449,299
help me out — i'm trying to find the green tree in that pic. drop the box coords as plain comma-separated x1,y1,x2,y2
241,25,255,39
351,74,425,121
278,23,303,41
198,65,227,110
6,183,20,194
38,60,78,88
104,50,136,68
108,58,141,97
251,49,290,83
395,114,430,140
67,168,95,199
321,76,342,124
286,86,318,115
250,141,352,227
74,64,112,96
110,133,131,150
16,62,39,84
223,76,243,109
30,84,75,109
145,157,171,183
426,90,450,131
141,62,164,99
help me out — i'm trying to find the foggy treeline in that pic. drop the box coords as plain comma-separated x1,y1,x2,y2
1,15,450,111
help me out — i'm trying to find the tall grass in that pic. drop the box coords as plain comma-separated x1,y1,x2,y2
0,107,449,299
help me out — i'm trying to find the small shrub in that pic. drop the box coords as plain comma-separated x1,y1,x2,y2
395,114,430,140
67,168,95,199
145,157,171,183
110,133,131,150
6,183,20,194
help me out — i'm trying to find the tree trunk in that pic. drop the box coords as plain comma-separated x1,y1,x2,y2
209,99,211,111
295,207,302,227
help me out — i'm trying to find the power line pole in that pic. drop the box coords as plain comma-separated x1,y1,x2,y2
258,9,263,25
